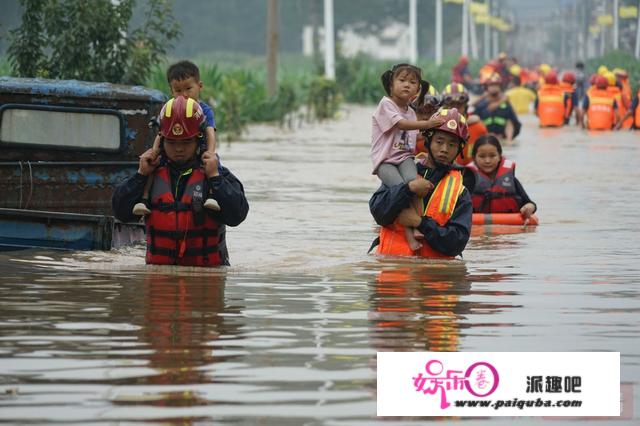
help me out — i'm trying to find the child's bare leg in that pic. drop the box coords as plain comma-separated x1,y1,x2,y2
411,197,425,240
404,198,424,251
202,127,221,211
405,226,423,251
132,134,161,216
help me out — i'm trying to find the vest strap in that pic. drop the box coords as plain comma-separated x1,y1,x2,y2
149,228,219,239
150,244,219,258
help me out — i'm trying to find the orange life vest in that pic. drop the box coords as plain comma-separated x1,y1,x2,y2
537,84,565,127
607,86,630,129
146,167,222,267
456,117,488,166
559,82,574,122
586,89,615,130
377,169,464,259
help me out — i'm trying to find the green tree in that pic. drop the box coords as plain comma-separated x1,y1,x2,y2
7,0,180,85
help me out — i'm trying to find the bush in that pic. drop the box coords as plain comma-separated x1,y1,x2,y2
585,50,640,92
7,0,179,85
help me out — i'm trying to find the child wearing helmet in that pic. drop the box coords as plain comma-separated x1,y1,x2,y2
369,108,473,259
465,135,536,223
372,64,446,251
441,82,488,166
132,60,220,215
112,96,249,267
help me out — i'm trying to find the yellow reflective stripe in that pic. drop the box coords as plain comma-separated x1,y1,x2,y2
165,98,174,117
539,95,564,102
439,176,455,213
186,98,195,118
591,97,614,105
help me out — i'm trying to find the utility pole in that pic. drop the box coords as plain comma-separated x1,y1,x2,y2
613,0,619,49
484,0,491,59
635,0,640,58
462,0,469,57
469,5,479,59
436,0,443,65
409,0,418,63
323,0,335,79
266,0,278,97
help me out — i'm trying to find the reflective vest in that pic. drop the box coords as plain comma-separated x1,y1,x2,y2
456,118,488,166
606,86,633,130
586,89,615,130
377,169,464,259
481,102,514,137
466,158,521,213
559,82,574,122
146,166,222,267
537,84,565,127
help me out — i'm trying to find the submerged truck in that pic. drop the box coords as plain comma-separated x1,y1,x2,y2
0,77,167,250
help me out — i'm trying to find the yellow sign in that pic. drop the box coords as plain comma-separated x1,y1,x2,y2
597,14,613,26
474,13,490,24
589,25,601,34
470,2,489,15
444,0,464,4
620,6,638,19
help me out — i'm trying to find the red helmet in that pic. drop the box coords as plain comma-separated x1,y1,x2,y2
442,82,470,106
485,72,502,86
159,97,205,140
428,108,469,144
594,75,608,89
459,55,469,65
544,71,558,85
561,71,576,84
589,74,598,85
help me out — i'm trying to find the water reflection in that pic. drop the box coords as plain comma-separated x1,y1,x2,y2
112,272,240,410
369,262,520,353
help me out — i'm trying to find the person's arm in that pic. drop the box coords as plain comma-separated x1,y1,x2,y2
514,177,536,214
369,178,433,226
418,189,472,256
396,116,445,131
504,101,521,139
207,168,249,226
202,152,249,227
398,189,472,256
462,167,476,192
112,173,149,223
369,183,416,226
112,148,159,222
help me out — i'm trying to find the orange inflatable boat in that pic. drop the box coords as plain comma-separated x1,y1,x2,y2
472,213,539,226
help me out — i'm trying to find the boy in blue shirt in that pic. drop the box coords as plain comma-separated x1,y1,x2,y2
133,60,220,215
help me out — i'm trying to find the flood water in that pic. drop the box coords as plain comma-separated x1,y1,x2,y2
1,106,639,425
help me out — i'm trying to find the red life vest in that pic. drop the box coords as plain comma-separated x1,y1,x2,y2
586,89,615,130
145,166,222,267
377,169,465,259
537,84,565,127
466,158,521,213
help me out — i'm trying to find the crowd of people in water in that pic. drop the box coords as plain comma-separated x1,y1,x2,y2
451,53,639,132
112,54,637,267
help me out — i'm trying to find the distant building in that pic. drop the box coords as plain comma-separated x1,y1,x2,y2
303,22,411,60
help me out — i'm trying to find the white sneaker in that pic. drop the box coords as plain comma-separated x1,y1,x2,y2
203,198,221,211
132,202,151,216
